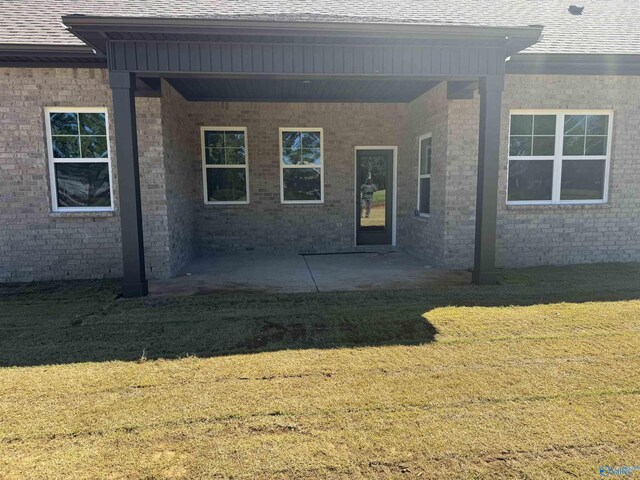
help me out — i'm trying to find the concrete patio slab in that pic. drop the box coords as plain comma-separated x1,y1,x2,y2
149,252,470,296
149,254,317,296
303,251,470,291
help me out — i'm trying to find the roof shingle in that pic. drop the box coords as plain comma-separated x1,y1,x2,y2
1,0,639,54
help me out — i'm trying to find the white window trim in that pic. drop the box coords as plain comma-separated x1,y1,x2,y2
279,127,324,204
200,126,250,205
45,106,113,213
417,132,432,217
507,109,614,206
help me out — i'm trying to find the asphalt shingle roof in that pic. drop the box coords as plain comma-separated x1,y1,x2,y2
1,0,639,55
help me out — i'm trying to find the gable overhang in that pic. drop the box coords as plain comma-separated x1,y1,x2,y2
61,16,542,78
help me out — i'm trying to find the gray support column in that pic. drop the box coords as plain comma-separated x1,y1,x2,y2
109,71,148,297
472,74,504,285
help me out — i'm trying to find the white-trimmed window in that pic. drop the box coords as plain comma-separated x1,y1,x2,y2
507,110,613,205
201,127,249,204
45,107,113,212
417,133,432,215
279,128,324,203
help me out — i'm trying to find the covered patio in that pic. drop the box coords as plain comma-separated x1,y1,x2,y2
62,16,542,297
149,251,470,295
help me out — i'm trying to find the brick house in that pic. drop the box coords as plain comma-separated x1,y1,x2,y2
1,1,639,296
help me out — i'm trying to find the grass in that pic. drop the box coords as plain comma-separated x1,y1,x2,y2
361,189,386,227
1,263,640,478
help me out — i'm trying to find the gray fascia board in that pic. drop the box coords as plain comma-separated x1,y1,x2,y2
0,43,97,57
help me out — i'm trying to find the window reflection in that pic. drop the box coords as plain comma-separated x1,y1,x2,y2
359,154,387,229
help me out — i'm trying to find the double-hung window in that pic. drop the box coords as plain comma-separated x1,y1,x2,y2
45,108,112,212
201,127,249,204
417,133,432,215
507,110,613,204
279,128,324,203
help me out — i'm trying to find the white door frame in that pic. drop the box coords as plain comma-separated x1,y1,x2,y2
353,146,398,247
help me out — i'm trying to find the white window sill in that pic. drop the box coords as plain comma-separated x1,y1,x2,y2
50,210,117,218
505,202,610,211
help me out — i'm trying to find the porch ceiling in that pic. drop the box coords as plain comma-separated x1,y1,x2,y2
165,77,440,102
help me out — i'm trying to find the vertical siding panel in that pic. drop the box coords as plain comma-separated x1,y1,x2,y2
440,47,451,74
432,46,442,74
411,46,422,74
343,46,354,74
421,47,431,74
372,46,383,74
135,42,147,71
333,46,344,74
124,43,137,70
169,43,180,71
469,47,480,74
262,44,273,73
178,43,190,71
281,45,293,73
450,47,460,75
353,46,364,74
363,46,373,74
210,44,222,72
323,46,333,73
113,43,126,70
459,46,469,74
157,42,169,71
107,39,504,77
273,44,285,73
293,45,304,73
303,45,314,73
487,49,499,74
383,46,393,74
313,45,323,73
401,46,412,74
200,43,211,72
252,44,263,73
478,47,488,74
241,44,252,72
189,43,200,72
220,44,232,72
392,46,402,74
147,42,159,71
231,44,243,72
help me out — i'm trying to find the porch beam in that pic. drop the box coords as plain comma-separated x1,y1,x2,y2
472,74,504,285
105,40,508,77
109,71,148,297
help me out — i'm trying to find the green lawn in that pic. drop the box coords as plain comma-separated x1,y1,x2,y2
371,188,386,205
1,263,640,478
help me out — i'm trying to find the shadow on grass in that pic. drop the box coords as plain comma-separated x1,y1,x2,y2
1,262,640,367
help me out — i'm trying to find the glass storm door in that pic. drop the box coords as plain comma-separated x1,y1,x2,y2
356,149,394,245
